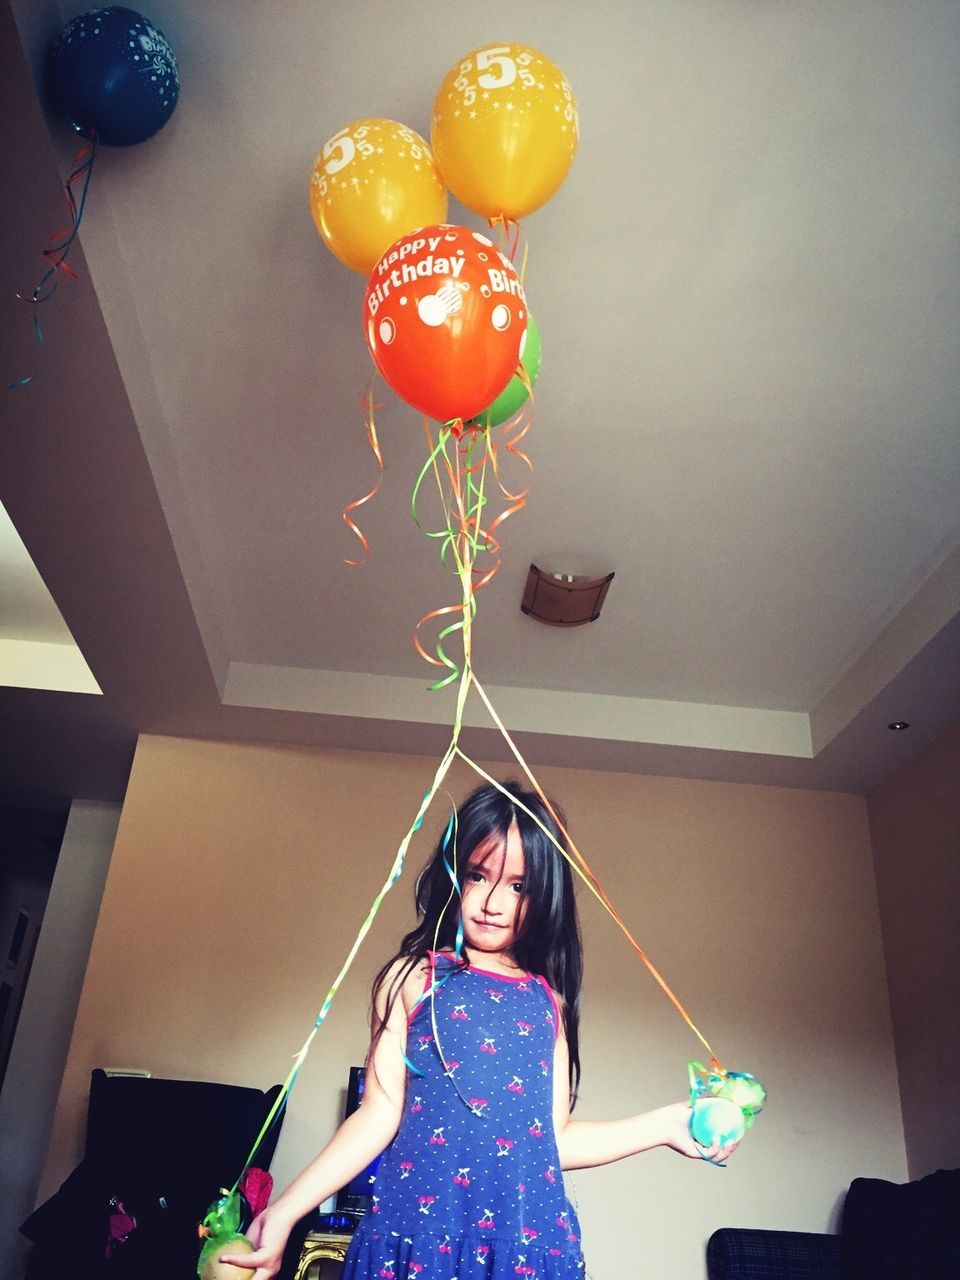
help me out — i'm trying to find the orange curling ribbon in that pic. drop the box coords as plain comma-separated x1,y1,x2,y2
341,387,385,566
487,394,534,498
486,364,535,495
488,213,522,266
413,600,472,688
487,215,529,288
39,137,97,290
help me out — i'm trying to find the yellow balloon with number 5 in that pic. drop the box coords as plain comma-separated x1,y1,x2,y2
431,44,579,221
309,119,448,274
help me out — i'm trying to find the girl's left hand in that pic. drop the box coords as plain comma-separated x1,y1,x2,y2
657,1100,741,1165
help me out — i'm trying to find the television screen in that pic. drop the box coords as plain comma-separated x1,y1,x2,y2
334,1066,382,1218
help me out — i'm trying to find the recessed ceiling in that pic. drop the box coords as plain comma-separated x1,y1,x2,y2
1,0,958,805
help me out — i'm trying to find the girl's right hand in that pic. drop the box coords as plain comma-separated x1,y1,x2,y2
217,1208,291,1278
658,1100,741,1164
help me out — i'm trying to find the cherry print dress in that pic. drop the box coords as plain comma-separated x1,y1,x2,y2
340,951,586,1279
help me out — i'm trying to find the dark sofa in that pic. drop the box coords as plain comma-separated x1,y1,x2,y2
706,1169,960,1280
21,1069,284,1280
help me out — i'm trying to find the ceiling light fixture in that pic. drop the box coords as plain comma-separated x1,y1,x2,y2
521,564,614,627
887,721,910,731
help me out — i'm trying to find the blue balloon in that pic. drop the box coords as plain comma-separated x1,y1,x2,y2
46,7,179,147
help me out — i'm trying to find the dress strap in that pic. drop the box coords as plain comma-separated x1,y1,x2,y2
535,973,563,1042
408,952,458,1024
405,952,436,1026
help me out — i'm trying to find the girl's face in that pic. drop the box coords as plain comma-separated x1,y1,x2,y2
460,821,527,961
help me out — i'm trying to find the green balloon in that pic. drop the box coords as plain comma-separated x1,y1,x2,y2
466,313,542,430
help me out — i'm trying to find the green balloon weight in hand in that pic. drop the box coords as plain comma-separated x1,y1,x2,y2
690,1095,747,1147
197,1189,253,1280
686,1059,767,1158
465,313,542,430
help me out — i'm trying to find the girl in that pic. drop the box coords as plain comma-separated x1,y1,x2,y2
222,782,738,1279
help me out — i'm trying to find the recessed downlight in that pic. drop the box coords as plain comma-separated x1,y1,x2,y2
887,721,910,731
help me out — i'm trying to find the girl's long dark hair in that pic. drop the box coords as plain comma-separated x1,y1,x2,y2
372,781,583,1105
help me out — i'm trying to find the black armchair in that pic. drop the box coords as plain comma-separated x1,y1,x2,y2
21,1069,285,1280
706,1169,960,1280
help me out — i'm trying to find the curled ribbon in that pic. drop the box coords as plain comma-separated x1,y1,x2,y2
341,386,385,565
235,371,727,1187
410,401,534,683
10,136,98,390
488,213,522,270
236,313,724,1185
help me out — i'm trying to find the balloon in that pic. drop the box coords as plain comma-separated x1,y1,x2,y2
465,313,541,430
45,7,179,147
364,225,528,423
431,44,578,220
310,120,448,275
690,1096,747,1148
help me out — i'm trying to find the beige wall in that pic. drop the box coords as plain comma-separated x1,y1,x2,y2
867,725,960,1180
1,801,119,1280
43,734,908,1279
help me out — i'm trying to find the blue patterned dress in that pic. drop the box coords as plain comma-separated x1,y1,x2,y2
341,952,586,1279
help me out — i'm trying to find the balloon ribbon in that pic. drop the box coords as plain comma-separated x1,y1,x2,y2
341,385,385,564
10,135,98,390
233,378,723,1181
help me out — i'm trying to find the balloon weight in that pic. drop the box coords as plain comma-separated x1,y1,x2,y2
690,1096,746,1148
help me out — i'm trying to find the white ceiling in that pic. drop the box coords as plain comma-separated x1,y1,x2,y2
1,0,958,804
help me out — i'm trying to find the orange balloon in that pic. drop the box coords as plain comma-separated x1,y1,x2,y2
309,119,448,274
431,44,579,220
363,225,528,423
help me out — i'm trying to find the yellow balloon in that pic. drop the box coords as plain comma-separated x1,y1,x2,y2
309,119,448,274
431,44,579,221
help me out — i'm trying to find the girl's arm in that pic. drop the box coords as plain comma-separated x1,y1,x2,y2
552,1025,739,1169
220,958,418,1278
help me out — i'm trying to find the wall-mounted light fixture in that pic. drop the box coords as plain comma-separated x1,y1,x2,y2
521,564,614,627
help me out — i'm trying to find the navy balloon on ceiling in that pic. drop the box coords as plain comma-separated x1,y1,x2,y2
45,6,180,147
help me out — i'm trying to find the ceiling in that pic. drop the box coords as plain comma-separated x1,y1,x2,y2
2,0,958,807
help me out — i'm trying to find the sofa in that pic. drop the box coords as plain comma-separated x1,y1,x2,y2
706,1168,960,1280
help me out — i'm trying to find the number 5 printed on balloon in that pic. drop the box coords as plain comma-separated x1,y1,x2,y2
476,46,517,91
309,119,447,275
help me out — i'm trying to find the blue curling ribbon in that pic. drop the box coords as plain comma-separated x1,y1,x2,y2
439,813,465,959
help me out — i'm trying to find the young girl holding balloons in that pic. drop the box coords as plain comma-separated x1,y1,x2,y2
221,781,740,1279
